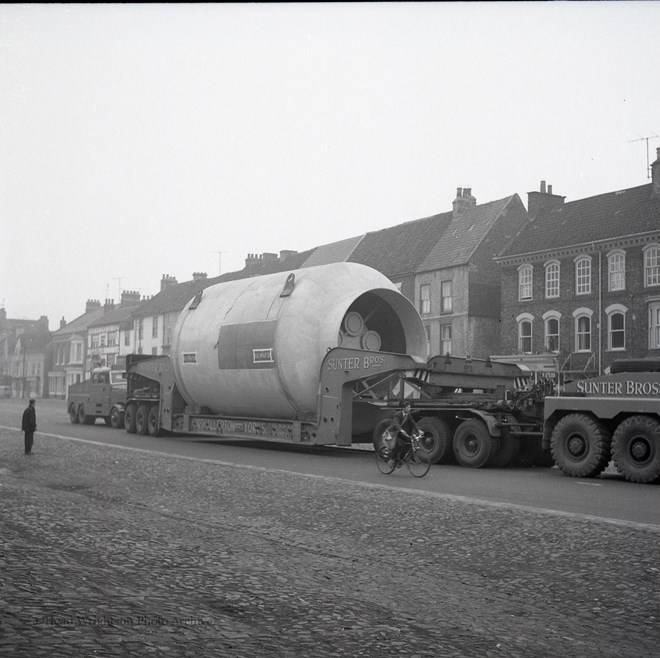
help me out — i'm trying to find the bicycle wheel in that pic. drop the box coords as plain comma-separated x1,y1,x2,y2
407,448,431,478
376,446,396,475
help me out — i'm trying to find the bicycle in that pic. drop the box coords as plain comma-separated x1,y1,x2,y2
376,429,431,478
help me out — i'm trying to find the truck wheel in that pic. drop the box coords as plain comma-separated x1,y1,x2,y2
416,417,454,464
135,404,150,435
490,433,520,468
109,407,124,430
550,413,611,478
124,403,137,434
453,419,500,468
147,405,162,437
78,404,95,425
373,418,393,452
69,403,80,424
611,416,660,484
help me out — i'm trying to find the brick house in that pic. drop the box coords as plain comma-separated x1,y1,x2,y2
0,309,52,398
49,301,105,398
86,291,142,370
496,148,660,377
409,189,529,358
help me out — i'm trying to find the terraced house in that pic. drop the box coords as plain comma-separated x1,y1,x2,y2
496,147,660,377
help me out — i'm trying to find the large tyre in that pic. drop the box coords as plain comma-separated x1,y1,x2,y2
453,419,499,468
69,403,80,424
611,416,660,484
124,403,137,434
373,418,394,452
78,404,95,425
490,432,520,468
147,405,162,437
109,406,124,430
416,417,454,464
550,413,611,478
135,404,150,436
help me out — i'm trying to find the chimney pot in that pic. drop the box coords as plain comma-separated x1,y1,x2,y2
540,180,546,193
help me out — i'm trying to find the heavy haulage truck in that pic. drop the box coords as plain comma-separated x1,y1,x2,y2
115,261,659,484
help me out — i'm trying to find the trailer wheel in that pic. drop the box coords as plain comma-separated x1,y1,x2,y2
453,419,499,468
124,403,137,434
69,403,80,424
611,416,660,484
416,417,454,464
135,404,150,435
109,406,124,430
147,405,162,437
373,418,393,452
550,413,611,478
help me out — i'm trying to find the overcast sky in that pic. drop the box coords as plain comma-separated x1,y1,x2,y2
1,3,659,329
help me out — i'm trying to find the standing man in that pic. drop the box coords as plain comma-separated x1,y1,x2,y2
22,398,37,455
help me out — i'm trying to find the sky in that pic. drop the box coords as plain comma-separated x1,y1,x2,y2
1,2,659,330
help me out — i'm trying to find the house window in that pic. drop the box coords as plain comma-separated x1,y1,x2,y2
545,261,560,298
517,314,533,354
424,324,431,356
440,324,452,356
574,309,593,352
124,330,130,346
441,281,453,313
544,315,560,352
575,256,592,295
420,284,431,315
608,312,625,350
649,302,660,349
608,251,626,291
644,245,660,287
152,317,159,338
518,265,533,301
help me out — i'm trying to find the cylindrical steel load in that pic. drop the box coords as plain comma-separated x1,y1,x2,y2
170,262,427,419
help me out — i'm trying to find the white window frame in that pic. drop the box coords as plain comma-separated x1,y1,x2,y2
441,280,453,313
607,250,626,292
440,324,452,356
573,307,593,352
649,300,660,349
605,304,627,351
644,244,660,287
516,313,533,354
518,265,533,301
575,255,592,295
420,284,431,315
542,310,561,353
544,261,560,299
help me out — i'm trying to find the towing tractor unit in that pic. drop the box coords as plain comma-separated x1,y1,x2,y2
67,367,127,428
543,360,660,484
122,262,428,445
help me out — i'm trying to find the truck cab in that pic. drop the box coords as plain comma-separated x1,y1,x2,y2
67,367,127,427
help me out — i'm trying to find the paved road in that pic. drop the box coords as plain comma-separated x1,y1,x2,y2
1,399,659,529
1,411,659,657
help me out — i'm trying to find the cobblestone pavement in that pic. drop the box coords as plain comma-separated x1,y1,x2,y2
0,427,658,658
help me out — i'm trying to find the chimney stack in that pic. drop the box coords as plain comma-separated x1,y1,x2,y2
60,316,67,330
85,299,101,313
160,274,178,291
452,186,477,219
121,290,141,305
652,147,660,197
527,180,565,218
192,272,208,282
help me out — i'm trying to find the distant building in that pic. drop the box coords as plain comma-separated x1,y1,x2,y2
0,309,51,398
49,300,105,398
496,148,660,377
